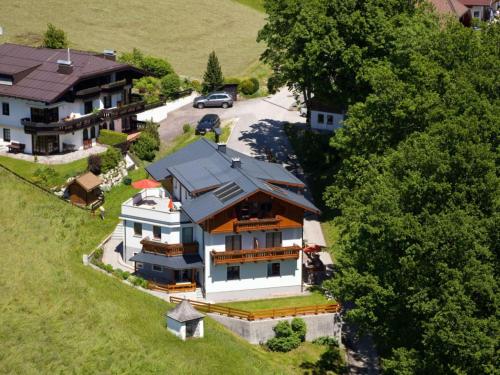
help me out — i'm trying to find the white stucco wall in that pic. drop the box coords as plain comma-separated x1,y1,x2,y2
310,110,344,132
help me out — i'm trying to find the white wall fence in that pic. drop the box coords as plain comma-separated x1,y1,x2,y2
137,92,197,123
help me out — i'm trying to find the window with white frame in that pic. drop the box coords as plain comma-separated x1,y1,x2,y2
133,222,142,236
136,262,144,269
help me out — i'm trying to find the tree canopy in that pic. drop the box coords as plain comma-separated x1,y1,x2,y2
42,23,69,49
259,1,500,373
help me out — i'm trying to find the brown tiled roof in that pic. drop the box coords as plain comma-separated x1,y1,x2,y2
0,43,140,103
308,97,344,114
73,172,102,192
459,0,496,6
429,0,471,17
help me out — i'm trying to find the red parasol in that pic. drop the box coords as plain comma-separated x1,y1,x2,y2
131,179,161,189
303,244,323,253
168,198,174,210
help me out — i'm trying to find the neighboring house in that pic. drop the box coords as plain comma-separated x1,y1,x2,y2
459,0,499,21
120,138,320,301
0,43,160,155
67,172,103,207
428,0,472,25
308,97,344,132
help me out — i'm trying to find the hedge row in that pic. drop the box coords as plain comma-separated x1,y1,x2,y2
97,129,128,146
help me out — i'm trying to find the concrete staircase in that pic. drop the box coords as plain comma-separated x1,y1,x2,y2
111,221,124,242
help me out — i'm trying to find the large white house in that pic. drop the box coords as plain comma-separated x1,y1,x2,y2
0,43,157,155
119,138,320,301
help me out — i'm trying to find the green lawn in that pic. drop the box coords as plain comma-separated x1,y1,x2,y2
0,0,265,77
221,291,331,311
0,155,90,188
0,167,323,374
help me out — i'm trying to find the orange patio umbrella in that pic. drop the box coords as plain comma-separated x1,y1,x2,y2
131,179,161,189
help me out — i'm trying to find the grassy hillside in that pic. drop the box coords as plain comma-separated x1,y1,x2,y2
0,169,337,374
0,0,265,77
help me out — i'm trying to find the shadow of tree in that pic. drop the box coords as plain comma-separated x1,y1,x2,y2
300,344,347,374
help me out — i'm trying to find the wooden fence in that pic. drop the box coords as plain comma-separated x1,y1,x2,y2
169,297,341,321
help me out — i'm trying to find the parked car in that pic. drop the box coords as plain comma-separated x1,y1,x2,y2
195,114,221,135
193,92,233,109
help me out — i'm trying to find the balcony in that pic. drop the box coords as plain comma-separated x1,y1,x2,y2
211,245,301,265
21,99,164,135
141,238,199,257
233,218,281,233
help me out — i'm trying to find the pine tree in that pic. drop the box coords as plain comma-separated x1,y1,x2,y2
42,23,69,49
202,51,224,93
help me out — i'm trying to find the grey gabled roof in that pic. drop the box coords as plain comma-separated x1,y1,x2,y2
182,173,319,224
167,299,204,322
130,252,203,270
146,138,305,190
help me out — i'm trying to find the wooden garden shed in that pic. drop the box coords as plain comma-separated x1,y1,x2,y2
68,172,103,206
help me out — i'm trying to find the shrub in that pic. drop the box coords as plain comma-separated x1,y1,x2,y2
291,318,307,342
141,56,174,78
190,79,202,92
239,78,259,95
267,76,281,94
133,76,161,103
313,336,339,347
32,167,59,188
132,133,157,161
142,121,160,147
266,335,301,352
182,123,191,134
104,264,114,273
160,74,181,99
122,176,132,185
100,147,122,173
93,247,104,261
42,23,68,49
224,77,241,85
97,129,127,146
250,77,260,93
87,154,102,175
118,48,144,68
273,321,294,338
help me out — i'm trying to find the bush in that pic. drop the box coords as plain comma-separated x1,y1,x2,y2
97,129,127,146
224,77,241,85
291,318,307,342
32,167,59,188
239,78,259,95
273,321,294,338
313,336,339,347
142,121,160,147
104,264,114,273
87,154,102,175
100,147,122,173
122,176,132,185
266,335,301,352
42,23,68,49
190,79,202,92
160,74,181,99
141,56,174,78
133,76,161,103
93,247,104,261
182,123,191,134
132,133,157,161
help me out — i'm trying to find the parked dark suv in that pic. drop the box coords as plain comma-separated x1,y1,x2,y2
195,114,221,135
193,92,233,109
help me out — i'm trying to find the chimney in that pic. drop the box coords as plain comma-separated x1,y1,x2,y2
57,59,73,74
103,49,116,61
217,143,227,153
231,157,241,168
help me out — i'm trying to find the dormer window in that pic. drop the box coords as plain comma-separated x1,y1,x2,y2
0,74,13,86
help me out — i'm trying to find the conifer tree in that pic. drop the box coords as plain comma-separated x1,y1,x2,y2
202,51,224,93
42,23,69,49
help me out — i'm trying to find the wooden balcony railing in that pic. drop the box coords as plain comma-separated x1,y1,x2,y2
233,217,281,232
141,238,198,257
211,245,301,265
170,297,341,321
148,281,196,293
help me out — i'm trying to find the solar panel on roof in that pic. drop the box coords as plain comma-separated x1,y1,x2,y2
214,182,244,203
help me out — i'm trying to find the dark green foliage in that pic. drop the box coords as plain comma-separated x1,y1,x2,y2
132,134,158,161
118,48,144,67
122,176,132,185
97,129,128,146
133,76,161,103
160,74,181,99
203,51,224,93
312,336,338,347
239,78,259,95
32,167,59,188
190,79,202,93
291,318,306,342
87,154,102,175
42,23,68,49
266,319,307,352
141,121,160,146
182,124,191,134
119,48,174,78
224,77,241,85
261,1,499,373
100,147,122,173
266,335,301,352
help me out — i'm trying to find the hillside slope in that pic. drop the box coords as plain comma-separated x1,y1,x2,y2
0,0,265,77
